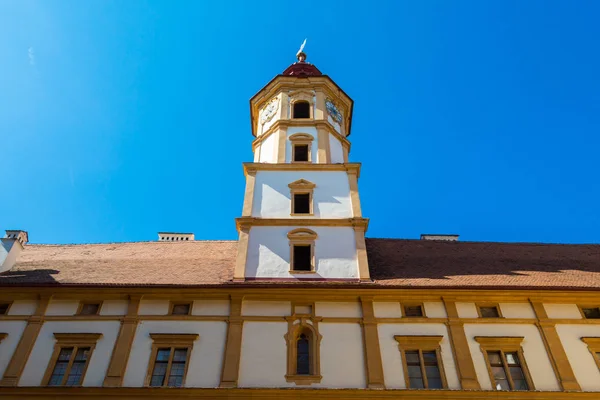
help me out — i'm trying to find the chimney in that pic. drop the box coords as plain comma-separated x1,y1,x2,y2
158,232,195,242
1,230,28,273
420,234,459,242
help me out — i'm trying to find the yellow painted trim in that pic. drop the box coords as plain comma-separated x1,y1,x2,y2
42,333,102,386
243,162,361,176
530,300,581,391
220,296,244,388
354,227,370,281
360,297,385,389
317,127,331,164
443,299,481,390
347,167,362,217
277,127,287,163
103,296,141,387
233,226,251,281
235,217,369,231
241,169,256,217
0,296,51,387
0,301,13,315
581,337,600,372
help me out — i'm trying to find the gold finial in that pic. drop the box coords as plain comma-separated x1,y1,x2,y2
296,38,307,62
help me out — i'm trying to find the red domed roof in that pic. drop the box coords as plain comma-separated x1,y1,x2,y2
282,61,322,77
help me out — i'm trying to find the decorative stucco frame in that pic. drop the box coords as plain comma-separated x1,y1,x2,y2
42,333,103,386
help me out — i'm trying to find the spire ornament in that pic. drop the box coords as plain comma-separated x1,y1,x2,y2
296,38,307,62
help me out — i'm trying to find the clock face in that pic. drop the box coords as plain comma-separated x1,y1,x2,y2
260,97,279,124
325,99,343,124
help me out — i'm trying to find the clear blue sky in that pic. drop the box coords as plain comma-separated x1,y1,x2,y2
1,1,599,244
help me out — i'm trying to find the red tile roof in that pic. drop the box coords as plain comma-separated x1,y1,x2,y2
1,239,599,290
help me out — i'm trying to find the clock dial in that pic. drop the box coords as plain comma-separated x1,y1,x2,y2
325,99,343,124
260,97,279,124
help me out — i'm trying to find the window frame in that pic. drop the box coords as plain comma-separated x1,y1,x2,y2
291,100,312,119
287,229,317,273
476,303,503,319
144,333,198,387
169,301,193,316
474,336,534,391
579,305,600,319
42,333,102,386
76,301,102,316
285,319,322,385
289,133,314,163
402,303,426,318
0,302,13,315
288,179,316,216
394,335,447,389
581,337,600,372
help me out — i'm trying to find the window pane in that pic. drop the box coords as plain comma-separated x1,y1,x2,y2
505,352,520,365
428,377,443,389
65,361,85,386
404,305,423,317
296,333,311,375
409,377,425,388
425,365,441,378
156,348,171,361
422,351,437,364
492,366,508,380
407,365,422,378
48,361,69,386
582,307,600,319
480,306,500,318
171,304,191,315
293,245,312,271
405,351,420,364
58,348,74,361
173,349,188,362
167,375,184,387
487,351,503,365
495,379,511,390
74,347,90,361
293,193,311,214
510,366,525,380
513,378,529,390
150,375,164,387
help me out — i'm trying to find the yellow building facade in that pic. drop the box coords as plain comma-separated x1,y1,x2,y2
0,52,599,399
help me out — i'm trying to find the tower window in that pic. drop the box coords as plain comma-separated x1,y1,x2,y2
582,307,600,319
293,245,312,271
479,305,501,318
78,302,101,316
403,304,424,317
293,193,311,214
170,302,192,315
293,144,309,162
292,101,310,119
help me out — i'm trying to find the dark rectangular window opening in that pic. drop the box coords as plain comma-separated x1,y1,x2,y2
79,303,100,315
171,303,191,315
293,144,309,162
0,303,10,315
582,307,600,319
293,101,310,118
293,193,311,214
404,305,424,317
480,306,500,318
293,245,312,271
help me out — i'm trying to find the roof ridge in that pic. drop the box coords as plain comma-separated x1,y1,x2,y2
365,237,600,246
25,240,237,247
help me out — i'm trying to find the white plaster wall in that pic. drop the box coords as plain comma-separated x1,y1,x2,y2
317,323,365,388
242,301,291,316
329,134,344,163
285,126,318,164
464,324,560,391
456,302,478,318
556,324,600,391
327,115,342,134
138,300,169,315
544,304,582,319
124,321,226,387
499,303,536,319
378,323,459,389
315,302,361,318
100,300,128,316
424,302,447,318
238,322,290,387
20,321,120,386
0,321,27,377
257,131,277,163
373,302,402,318
245,226,358,279
192,300,230,316
8,300,37,315
45,300,78,316
252,171,352,219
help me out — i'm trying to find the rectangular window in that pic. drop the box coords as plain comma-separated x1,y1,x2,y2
479,306,501,318
487,351,529,390
293,193,311,214
170,303,192,316
0,303,11,315
292,245,312,271
78,303,101,315
582,307,600,319
395,335,447,389
404,304,424,317
150,348,188,387
293,144,309,162
43,333,101,387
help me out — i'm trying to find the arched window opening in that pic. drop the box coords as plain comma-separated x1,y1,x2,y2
296,332,311,375
293,101,310,119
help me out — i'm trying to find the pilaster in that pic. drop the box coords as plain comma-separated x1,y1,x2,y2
220,295,244,388
360,297,385,389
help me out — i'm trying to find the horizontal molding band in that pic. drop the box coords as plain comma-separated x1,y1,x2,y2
243,162,361,176
235,217,369,231
0,387,597,399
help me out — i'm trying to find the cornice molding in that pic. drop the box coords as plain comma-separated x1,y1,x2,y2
235,217,369,232
243,162,361,177
252,119,351,151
